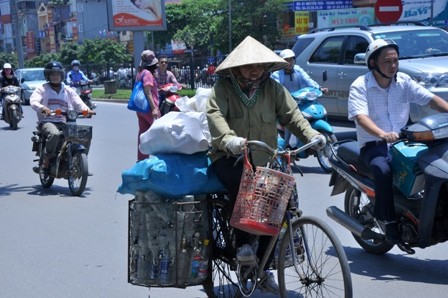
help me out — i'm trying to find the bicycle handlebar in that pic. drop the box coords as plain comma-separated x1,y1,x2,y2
246,138,320,156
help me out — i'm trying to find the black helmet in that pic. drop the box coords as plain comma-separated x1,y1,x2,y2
71,59,80,67
44,61,65,82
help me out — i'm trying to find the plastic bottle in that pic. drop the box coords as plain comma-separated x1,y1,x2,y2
190,232,201,280
197,239,209,279
177,233,189,285
159,242,172,285
136,245,152,283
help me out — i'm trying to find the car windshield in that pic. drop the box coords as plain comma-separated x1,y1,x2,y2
22,70,45,81
374,29,448,59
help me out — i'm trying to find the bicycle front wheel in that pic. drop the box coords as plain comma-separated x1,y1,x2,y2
278,216,352,298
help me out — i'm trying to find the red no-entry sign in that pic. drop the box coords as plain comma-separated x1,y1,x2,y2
375,0,403,23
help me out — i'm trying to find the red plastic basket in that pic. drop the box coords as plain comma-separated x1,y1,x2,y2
230,149,295,236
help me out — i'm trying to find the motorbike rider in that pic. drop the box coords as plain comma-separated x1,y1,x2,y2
66,59,92,87
271,49,328,146
0,63,20,120
154,55,185,110
206,36,326,294
348,39,448,246
30,61,94,173
271,49,328,93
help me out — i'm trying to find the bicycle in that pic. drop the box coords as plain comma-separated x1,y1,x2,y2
202,139,352,297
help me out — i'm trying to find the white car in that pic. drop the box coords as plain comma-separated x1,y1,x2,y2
292,23,448,122
15,68,46,105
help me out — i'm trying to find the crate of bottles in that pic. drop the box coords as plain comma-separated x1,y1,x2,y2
128,190,210,288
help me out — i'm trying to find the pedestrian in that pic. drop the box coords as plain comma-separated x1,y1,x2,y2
135,50,160,161
206,36,326,295
348,39,448,250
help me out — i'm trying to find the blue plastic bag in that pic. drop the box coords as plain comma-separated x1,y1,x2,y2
117,152,226,197
127,73,150,113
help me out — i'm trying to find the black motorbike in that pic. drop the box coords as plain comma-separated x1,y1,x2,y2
327,113,448,254
32,109,94,196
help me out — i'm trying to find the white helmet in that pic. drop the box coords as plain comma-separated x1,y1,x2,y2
365,39,399,69
3,63,12,69
279,49,295,59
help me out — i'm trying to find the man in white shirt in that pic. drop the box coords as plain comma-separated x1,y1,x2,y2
348,39,448,245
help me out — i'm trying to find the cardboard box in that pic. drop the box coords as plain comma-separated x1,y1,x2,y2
390,141,428,196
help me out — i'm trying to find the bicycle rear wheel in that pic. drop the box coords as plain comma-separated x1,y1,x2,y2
203,194,240,298
277,216,352,298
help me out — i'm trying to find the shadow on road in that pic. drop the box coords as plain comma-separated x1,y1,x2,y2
344,246,448,285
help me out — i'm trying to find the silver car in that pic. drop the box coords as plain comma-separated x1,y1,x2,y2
15,68,46,105
292,23,448,122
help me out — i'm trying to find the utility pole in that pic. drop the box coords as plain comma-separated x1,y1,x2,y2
11,0,24,67
228,0,232,53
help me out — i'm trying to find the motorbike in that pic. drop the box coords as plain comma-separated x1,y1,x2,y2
31,109,94,196
70,80,96,110
326,113,448,255
159,83,182,116
279,87,337,173
1,85,22,130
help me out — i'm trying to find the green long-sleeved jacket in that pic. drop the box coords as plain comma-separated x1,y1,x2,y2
206,77,320,166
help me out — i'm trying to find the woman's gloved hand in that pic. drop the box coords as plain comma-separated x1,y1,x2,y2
226,137,246,155
311,134,327,150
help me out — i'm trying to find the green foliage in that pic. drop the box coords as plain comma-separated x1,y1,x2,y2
22,39,132,70
60,39,132,66
0,52,19,69
156,0,285,55
25,53,61,67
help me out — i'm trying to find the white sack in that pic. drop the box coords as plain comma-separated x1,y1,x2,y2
139,111,209,155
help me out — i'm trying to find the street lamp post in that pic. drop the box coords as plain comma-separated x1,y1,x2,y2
11,0,24,67
228,0,232,53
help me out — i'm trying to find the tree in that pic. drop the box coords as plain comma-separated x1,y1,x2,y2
152,0,284,55
0,53,19,69
25,53,61,67
214,0,284,51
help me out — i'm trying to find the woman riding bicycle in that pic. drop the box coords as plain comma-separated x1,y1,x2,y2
206,36,326,294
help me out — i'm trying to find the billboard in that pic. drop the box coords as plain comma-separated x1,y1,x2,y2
400,0,448,27
318,7,375,28
107,0,167,31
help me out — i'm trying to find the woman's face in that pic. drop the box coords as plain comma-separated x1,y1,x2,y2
237,64,265,81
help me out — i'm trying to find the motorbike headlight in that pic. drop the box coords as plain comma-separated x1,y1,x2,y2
67,110,78,121
414,73,448,88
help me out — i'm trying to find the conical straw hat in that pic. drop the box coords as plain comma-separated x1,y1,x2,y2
215,36,288,76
